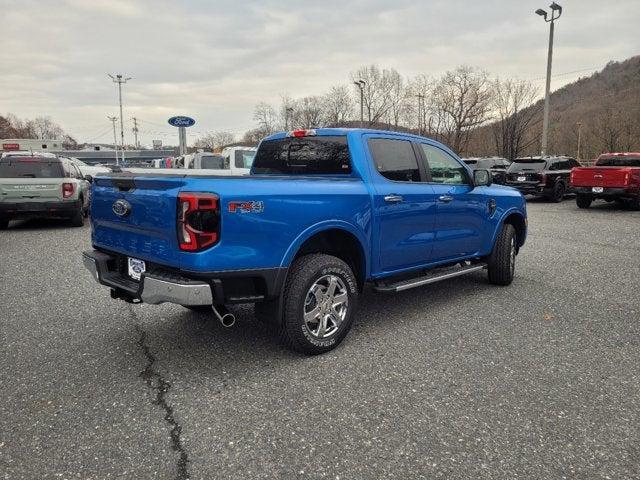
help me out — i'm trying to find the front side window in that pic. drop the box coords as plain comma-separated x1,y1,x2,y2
420,144,468,184
369,138,420,182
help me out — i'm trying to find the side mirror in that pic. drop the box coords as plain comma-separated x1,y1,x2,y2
474,169,492,187
84,174,93,183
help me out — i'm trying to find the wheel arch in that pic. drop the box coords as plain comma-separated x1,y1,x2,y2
499,210,527,249
281,221,369,290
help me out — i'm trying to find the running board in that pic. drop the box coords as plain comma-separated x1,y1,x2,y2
373,263,487,293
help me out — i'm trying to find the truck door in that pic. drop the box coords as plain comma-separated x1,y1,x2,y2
366,135,438,274
417,143,487,262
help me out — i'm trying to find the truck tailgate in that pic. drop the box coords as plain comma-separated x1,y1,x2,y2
91,175,187,266
571,167,631,188
0,179,63,203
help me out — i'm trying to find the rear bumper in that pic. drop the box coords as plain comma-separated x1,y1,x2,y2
82,249,286,305
573,187,635,197
0,200,80,218
504,183,545,195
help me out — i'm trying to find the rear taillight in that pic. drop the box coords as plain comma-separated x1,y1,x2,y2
624,172,630,185
540,173,547,184
177,192,220,251
62,182,75,198
570,170,575,186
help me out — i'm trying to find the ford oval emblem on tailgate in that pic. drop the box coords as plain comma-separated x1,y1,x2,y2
112,199,131,217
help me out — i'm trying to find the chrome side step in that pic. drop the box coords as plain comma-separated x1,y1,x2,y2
373,263,487,293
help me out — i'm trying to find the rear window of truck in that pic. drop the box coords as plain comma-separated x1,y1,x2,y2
252,136,351,174
596,157,640,167
0,158,64,178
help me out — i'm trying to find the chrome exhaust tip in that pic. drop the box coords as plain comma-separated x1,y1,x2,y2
213,305,235,328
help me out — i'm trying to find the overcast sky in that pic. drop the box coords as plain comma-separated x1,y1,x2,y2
1,0,638,146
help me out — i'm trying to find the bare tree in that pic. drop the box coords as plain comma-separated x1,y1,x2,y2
432,66,493,153
292,96,325,129
194,131,235,151
491,78,541,160
406,75,433,135
322,85,354,126
594,108,624,152
253,102,278,137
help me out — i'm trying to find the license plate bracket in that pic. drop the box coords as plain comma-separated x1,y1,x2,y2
127,257,146,281
517,176,526,182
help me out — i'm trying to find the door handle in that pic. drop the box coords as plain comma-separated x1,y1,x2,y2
438,195,454,203
384,195,403,203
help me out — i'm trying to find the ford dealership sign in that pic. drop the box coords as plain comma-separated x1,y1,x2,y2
168,116,196,127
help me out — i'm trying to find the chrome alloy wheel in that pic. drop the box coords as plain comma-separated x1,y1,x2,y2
303,274,349,339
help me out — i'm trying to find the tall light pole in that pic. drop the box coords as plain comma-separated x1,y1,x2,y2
535,2,562,156
576,121,582,161
131,117,139,149
108,74,131,164
353,80,366,128
416,94,425,136
107,116,119,164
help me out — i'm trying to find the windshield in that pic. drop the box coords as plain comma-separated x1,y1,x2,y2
508,160,546,173
200,155,225,170
234,150,256,169
596,156,640,167
252,136,351,175
0,158,63,178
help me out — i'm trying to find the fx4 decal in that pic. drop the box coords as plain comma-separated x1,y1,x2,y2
228,201,264,213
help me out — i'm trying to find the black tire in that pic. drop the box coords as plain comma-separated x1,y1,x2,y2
0,219,8,230
628,196,640,211
576,194,592,209
487,223,516,286
70,202,85,227
548,181,566,203
279,254,358,355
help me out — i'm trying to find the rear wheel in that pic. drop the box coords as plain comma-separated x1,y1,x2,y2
487,224,516,286
576,194,592,209
628,196,640,211
548,181,566,202
0,219,8,230
70,204,85,227
279,254,358,355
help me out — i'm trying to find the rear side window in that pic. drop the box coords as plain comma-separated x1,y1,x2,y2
369,138,420,182
252,136,351,174
0,158,63,178
200,155,225,169
234,150,256,169
597,156,640,167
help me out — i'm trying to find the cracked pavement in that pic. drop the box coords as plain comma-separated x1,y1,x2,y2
1,199,639,479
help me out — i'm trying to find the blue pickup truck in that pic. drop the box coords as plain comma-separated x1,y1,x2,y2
83,128,527,354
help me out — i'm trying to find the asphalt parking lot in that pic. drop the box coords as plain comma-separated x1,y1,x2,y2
1,199,639,480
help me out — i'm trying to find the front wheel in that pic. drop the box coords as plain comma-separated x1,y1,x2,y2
279,254,358,355
576,194,592,209
487,224,516,286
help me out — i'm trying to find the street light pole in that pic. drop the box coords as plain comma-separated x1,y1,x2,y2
353,80,366,127
108,74,132,165
107,116,118,164
535,3,562,156
576,121,582,161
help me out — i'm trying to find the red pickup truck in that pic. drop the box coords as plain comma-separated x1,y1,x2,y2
570,153,640,209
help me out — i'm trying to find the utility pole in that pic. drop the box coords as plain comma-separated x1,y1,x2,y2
416,94,425,136
131,117,139,149
353,80,366,128
576,121,582,162
108,73,132,164
107,116,119,164
535,3,562,156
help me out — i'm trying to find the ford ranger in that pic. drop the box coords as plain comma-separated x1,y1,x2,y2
83,129,527,354
570,152,640,209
